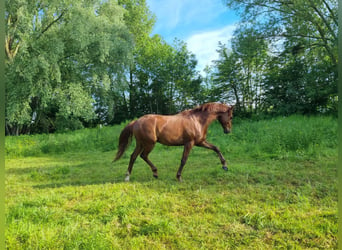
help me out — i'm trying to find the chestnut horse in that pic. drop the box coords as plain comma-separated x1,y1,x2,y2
114,103,234,182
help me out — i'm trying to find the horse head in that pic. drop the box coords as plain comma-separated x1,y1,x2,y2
217,105,234,134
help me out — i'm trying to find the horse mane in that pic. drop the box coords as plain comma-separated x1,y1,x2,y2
180,103,229,115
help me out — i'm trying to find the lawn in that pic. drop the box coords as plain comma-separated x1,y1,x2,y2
5,116,338,249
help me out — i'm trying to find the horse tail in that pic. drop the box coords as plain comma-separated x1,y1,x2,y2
113,121,135,162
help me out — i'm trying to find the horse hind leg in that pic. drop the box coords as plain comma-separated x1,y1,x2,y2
125,144,143,182
140,142,158,179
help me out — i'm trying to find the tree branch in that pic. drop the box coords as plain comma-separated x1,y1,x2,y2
321,0,338,26
5,37,20,60
36,10,66,40
308,0,337,41
5,15,20,60
308,17,337,65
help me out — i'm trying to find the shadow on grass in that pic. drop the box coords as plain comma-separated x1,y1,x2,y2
6,154,183,189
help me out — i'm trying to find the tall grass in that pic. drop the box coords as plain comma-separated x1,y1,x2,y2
6,115,337,159
5,124,124,158
210,115,337,160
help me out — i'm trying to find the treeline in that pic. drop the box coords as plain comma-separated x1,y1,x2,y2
210,0,338,117
5,0,337,135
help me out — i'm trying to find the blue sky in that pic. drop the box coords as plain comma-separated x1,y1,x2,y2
146,0,240,74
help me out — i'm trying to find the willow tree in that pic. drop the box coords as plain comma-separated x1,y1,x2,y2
5,0,133,134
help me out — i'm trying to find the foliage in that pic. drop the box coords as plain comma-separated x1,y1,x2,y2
128,36,202,117
5,0,203,134
213,0,338,116
213,27,269,116
263,55,337,115
5,116,337,248
5,0,338,135
93,0,156,125
225,0,337,65
5,0,133,135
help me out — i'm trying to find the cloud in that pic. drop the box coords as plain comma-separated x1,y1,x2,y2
186,24,237,74
146,0,239,74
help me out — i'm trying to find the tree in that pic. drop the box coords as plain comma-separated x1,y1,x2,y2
201,66,218,103
225,0,337,66
128,36,202,116
224,0,337,115
129,34,173,116
168,39,203,112
5,0,206,134
5,0,133,134
213,28,269,116
264,49,337,115
214,43,243,109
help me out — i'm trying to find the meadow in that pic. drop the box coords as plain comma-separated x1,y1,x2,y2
5,115,337,249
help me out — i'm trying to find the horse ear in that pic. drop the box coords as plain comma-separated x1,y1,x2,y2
230,105,235,111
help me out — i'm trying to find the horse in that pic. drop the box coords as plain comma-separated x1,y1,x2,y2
113,102,234,182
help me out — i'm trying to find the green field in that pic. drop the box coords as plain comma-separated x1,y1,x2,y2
5,116,337,249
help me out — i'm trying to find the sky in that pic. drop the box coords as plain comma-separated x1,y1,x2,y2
146,0,240,74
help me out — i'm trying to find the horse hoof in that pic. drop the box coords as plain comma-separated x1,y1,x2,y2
177,176,182,182
125,175,130,182
222,166,228,171
153,175,158,179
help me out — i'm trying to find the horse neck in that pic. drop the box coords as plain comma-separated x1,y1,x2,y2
194,111,218,131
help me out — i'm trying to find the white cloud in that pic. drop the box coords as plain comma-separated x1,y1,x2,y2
146,0,239,74
186,24,237,74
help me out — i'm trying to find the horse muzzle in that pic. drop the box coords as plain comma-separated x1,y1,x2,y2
224,128,230,134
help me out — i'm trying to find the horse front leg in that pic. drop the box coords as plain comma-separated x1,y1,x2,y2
176,141,194,182
198,140,228,171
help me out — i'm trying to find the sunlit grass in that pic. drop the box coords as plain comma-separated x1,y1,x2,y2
5,116,337,249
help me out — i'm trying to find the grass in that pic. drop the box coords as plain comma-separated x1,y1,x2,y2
5,116,337,249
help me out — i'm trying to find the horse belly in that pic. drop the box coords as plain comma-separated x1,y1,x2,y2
157,133,185,146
